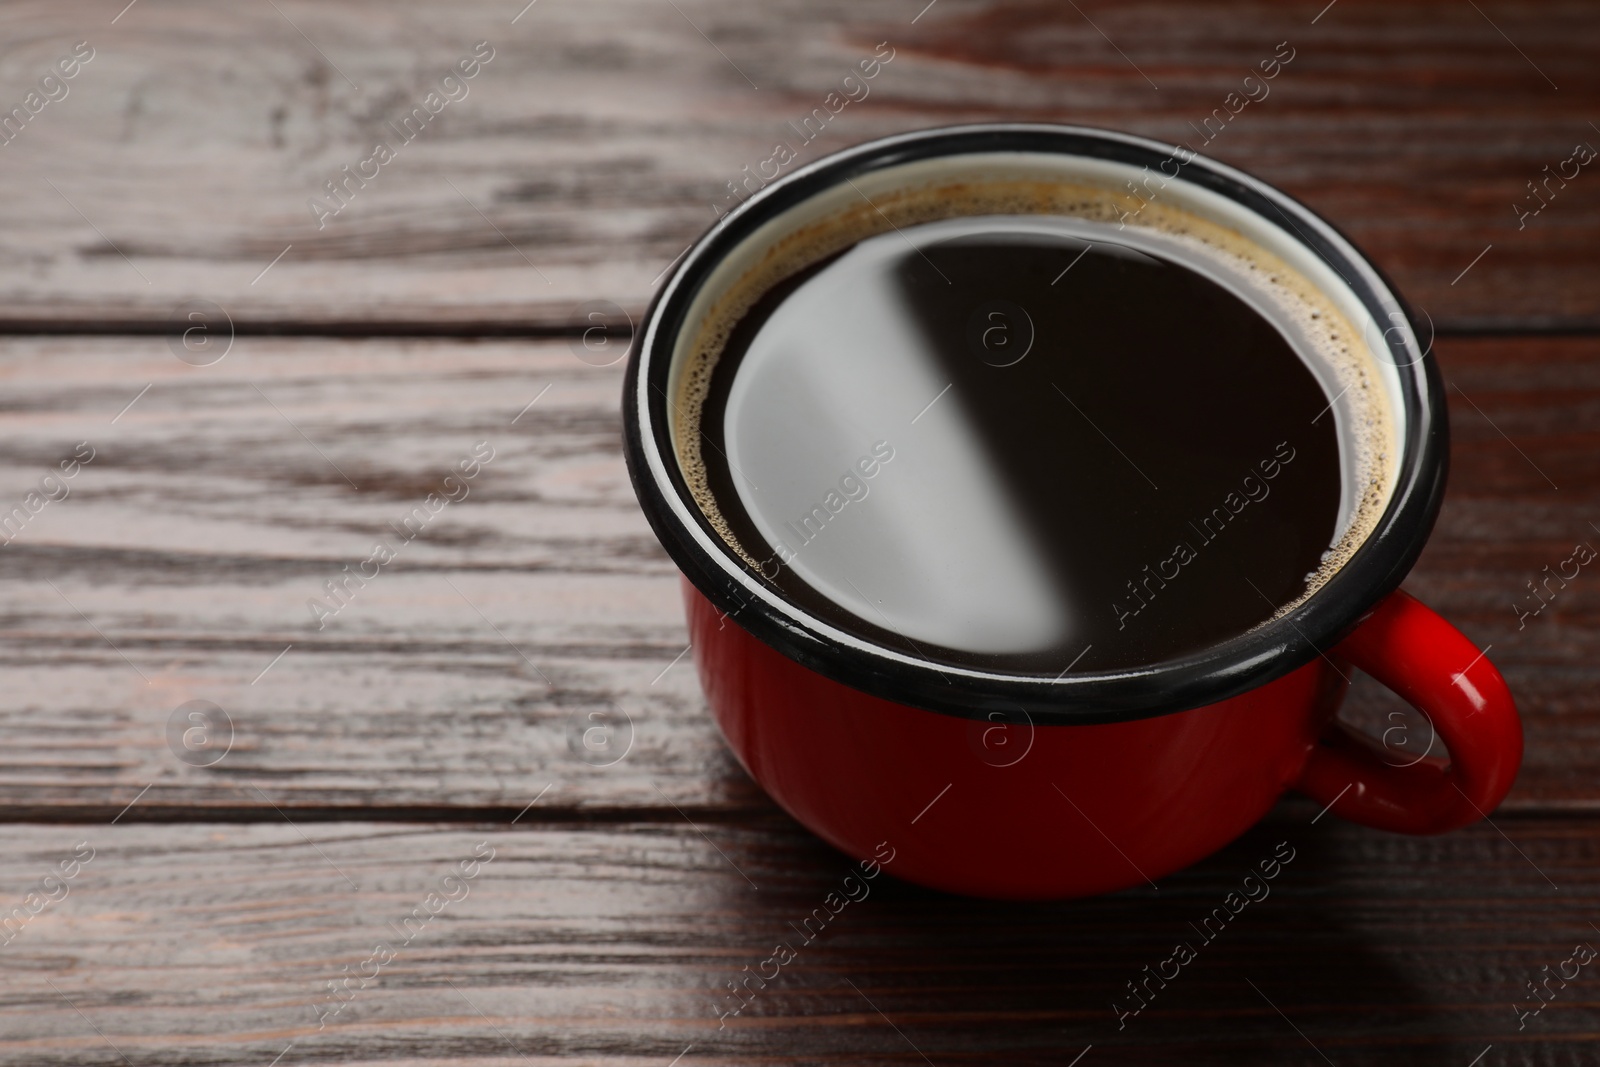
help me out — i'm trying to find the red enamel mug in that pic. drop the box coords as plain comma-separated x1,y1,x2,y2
623,124,1521,900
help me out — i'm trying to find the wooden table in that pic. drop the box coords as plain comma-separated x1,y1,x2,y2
2,1,1597,1062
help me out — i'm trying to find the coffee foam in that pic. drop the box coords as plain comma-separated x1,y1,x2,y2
670,160,1401,637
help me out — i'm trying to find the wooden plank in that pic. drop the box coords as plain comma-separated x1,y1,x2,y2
0,333,1596,815
0,0,1596,329
0,335,762,816
0,814,1595,1064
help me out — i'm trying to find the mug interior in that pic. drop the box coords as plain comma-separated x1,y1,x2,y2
624,124,1445,724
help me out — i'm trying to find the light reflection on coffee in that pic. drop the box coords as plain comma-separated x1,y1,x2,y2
673,178,1397,674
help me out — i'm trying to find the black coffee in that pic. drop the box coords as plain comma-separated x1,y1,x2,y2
693,216,1346,673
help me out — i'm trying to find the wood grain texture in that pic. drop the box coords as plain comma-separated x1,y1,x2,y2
0,336,761,816
4,3,1597,1063
0,0,1595,329
0,814,1595,1065
0,333,1595,817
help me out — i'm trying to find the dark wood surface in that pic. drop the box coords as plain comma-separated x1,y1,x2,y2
2,1,1598,1063
2,815,1598,1066
0,0,1598,330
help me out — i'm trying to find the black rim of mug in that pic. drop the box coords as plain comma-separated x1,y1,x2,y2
622,123,1447,725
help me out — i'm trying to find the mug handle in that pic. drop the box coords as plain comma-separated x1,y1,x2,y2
1293,589,1522,834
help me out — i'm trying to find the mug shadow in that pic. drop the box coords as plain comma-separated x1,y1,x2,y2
713,807,1462,1066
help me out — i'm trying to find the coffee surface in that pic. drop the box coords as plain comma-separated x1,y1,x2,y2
694,216,1345,673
